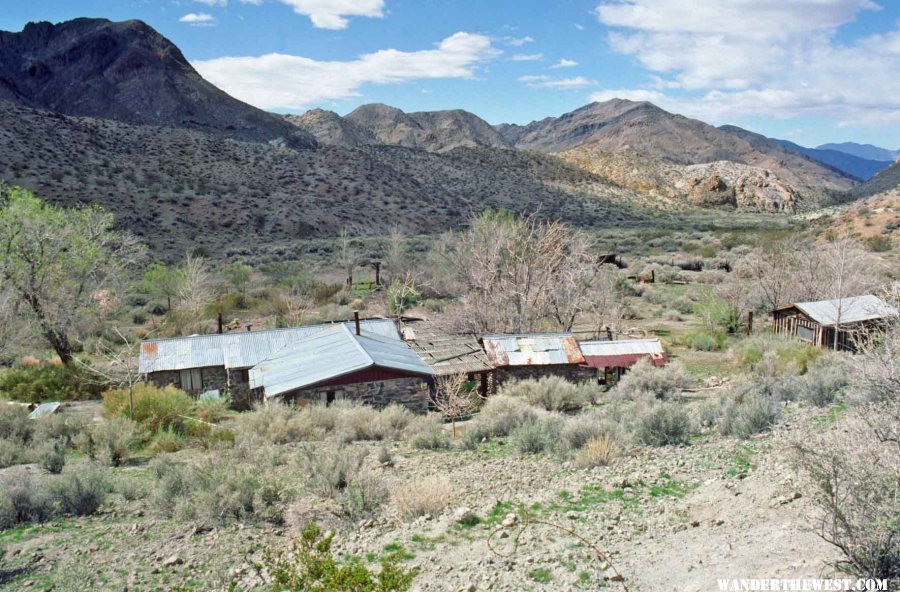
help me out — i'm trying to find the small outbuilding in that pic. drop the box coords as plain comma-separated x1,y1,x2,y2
249,324,434,411
482,333,593,386
771,294,898,351
404,325,495,396
579,338,668,384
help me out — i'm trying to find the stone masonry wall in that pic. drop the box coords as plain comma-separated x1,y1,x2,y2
282,377,430,413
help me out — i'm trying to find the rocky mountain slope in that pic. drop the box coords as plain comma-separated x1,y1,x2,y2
562,147,801,212
850,160,900,199
340,104,509,152
284,109,376,149
0,100,664,259
776,139,891,181
494,101,853,201
0,18,315,148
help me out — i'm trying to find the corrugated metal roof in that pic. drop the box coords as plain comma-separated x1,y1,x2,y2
405,326,493,375
139,319,399,373
793,295,898,327
250,325,433,398
579,339,668,369
482,333,585,367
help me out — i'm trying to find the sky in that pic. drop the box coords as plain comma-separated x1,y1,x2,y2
2,0,900,149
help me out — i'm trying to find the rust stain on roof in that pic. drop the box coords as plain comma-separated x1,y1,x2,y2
141,342,159,357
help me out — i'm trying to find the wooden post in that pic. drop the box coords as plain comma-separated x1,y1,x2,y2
746,311,753,335
374,262,381,286
217,312,223,334
651,269,656,284
354,310,361,335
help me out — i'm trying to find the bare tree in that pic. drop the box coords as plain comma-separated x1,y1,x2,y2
77,327,145,420
175,253,212,335
818,237,878,350
442,210,609,333
430,373,479,438
337,228,357,287
383,226,409,284
385,272,421,318
277,288,312,328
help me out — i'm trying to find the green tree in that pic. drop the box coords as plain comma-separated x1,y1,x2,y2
0,186,142,364
141,261,184,312
222,261,252,298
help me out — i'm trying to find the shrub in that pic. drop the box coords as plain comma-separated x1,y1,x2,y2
0,362,104,403
229,401,318,445
299,444,367,501
35,440,67,474
732,334,822,374
510,415,564,454
636,403,693,446
50,467,108,516
86,417,140,466
407,414,450,450
799,355,848,407
102,383,193,433
392,477,452,520
499,376,593,412
560,412,623,451
0,438,28,469
262,523,416,592
682,331,724,352
575,435,620,468
339,471,389,521
148,426,186,454
471,395,542,439
613,360,689,402
0,473,55,528
0,404,30,441
719,389,780,439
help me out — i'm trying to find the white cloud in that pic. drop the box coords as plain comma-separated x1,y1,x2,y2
194,0,227,6
519,75,596,89
574,23,586,30
505,35,535,46
193,32,499,109
592,0,900,127
511,53,543,61
551,58,578,68
237,0,383,28
179,13,216,26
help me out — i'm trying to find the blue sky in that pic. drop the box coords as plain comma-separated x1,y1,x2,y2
2,0,900,149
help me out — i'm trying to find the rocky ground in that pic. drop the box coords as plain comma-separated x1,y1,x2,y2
0,399,843,592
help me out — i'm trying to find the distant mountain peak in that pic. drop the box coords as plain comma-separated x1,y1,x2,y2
0,17,315,148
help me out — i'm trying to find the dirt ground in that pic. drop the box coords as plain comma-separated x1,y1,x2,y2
0,397,846,592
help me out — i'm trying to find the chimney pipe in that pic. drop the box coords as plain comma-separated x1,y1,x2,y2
354,311,361,335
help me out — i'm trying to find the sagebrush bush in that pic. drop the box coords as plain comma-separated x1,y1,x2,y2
465,395,542,445
719,387,780,439
0,404,31,441
575,435,620,468
510,415,564,454
0,465,109,529
339,471,389,521
0,438,28,469
82,417,140,466
799,355,848,407
392,476,452,520
732,334,822,374
148,426,185,454
148,454,283,527
35,440,67,474
560,412,624,451
636,402,694,446
499,376,593,412
0,362,104,403
102,383,194,433
613,360,689,402
299,444,367,500
681,331,724,352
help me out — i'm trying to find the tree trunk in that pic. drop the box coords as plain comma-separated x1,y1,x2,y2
24,291,74,364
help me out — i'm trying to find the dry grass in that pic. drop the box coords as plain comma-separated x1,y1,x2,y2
392,476,452,521
575,435,620,468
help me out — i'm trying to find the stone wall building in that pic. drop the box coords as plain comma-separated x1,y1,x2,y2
249,324,433,412
139,319,401,409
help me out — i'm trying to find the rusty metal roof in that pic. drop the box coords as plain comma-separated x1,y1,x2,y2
250,325,433,398
138,319,400,373
404,326,493,376
579,338,667,369
482,333,585,367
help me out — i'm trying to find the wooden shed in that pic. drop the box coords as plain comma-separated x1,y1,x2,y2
771,295,898,351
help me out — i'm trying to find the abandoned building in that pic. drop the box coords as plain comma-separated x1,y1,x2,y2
403,324,495,396
771,295,898,351
248,324,434,411
138,318,400,409
579,338,668,383
482,333,594,385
